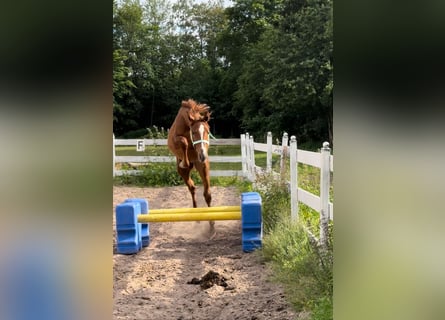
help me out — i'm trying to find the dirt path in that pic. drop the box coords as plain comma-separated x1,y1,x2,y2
113,186,297,320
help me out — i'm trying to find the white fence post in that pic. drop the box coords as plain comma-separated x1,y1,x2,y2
113,133,116,177
280,132,288,178
290,135,298,221
249,135,256,181
245,133,251,180
319,141,331,249
240,134,247,177
266,131,272,172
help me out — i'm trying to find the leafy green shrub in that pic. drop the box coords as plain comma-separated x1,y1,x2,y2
144,125,167,139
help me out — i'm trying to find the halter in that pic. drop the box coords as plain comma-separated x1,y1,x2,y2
189,122,217,146
190,127,210,146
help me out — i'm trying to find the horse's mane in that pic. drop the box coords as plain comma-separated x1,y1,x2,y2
181,99,211,122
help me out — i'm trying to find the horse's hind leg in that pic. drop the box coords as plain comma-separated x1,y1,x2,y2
177,163,197,208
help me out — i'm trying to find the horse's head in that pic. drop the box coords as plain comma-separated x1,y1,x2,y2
189,119,210,163
187,103,211,163
178,99,212,163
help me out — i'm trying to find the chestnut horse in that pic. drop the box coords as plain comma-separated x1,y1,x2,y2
167,99,215,237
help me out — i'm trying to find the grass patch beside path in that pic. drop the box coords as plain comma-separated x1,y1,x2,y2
255,175,333,320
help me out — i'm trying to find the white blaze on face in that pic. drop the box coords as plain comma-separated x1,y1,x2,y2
198,123,208,157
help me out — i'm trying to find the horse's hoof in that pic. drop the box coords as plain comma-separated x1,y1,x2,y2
208,225,216,240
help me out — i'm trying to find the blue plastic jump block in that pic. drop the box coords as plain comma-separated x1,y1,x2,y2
241,239,262,253
241,192,263,252
125,198,150,247
116,202,141,254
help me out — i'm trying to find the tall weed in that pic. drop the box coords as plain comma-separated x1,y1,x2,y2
254,173,291,233
144,125,167,139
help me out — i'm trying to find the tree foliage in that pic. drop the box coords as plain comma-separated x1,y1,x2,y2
113,0,332,147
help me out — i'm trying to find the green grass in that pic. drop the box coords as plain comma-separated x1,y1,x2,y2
116,146,171,156
262,219,332,313
254,174,333,320
117,161,241,171
114,163,252,193
113,161,248,188
252,151,281,168
115,145,241,156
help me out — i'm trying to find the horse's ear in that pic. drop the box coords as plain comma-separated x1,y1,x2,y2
202,110,211,122
202,112,211,122
199,104,211,122
182,100,190,108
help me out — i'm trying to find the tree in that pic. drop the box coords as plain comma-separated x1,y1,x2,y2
113,49,136,124
226,0,333,145
112,0,333,146
264,0,333,145
113,0,153,135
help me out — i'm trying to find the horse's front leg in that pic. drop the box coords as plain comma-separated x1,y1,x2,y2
177,163,197,208
195,161,215,238
174,136,190,168
195,161,212,207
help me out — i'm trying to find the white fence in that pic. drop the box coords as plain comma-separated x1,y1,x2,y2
113,134,243,177
241,132,333,219
241,132,333,248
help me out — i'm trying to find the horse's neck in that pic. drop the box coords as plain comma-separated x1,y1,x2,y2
173,109,191,136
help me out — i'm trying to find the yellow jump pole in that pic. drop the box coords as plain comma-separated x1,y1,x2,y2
148,206,240,215
137,211,241,223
